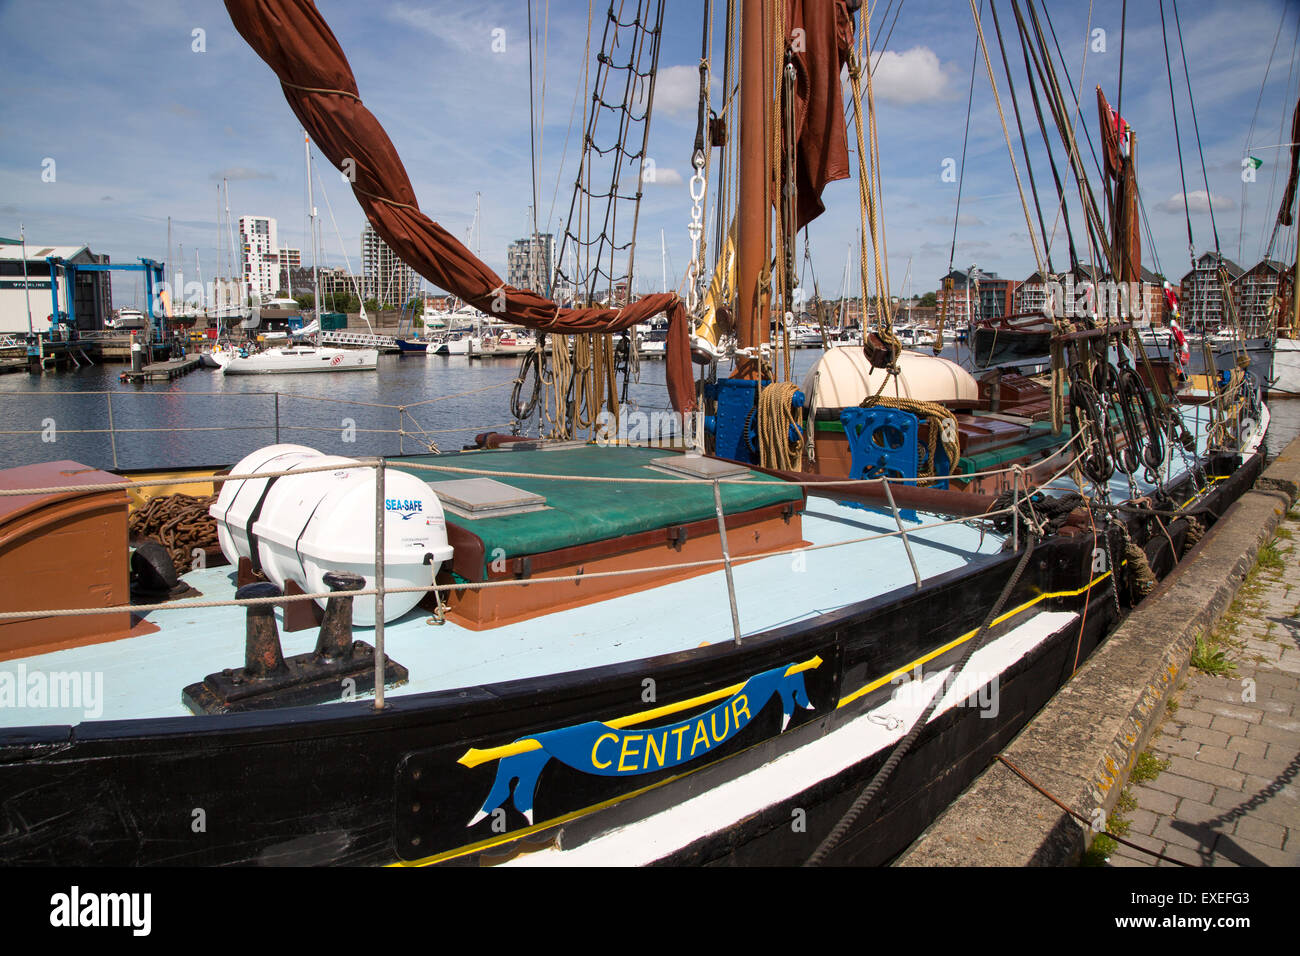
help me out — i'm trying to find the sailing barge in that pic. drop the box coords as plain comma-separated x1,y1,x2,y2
0,0,1273,866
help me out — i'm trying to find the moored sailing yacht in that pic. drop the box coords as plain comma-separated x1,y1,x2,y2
214,342,379,374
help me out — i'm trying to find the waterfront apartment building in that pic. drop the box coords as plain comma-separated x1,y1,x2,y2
362,223,418,307
1013,265,1164,324
317,267,365,302
1179,253,1244,333
507,233,554,294
939,267,1019,325
238,216,280,302
1235,258,1287,333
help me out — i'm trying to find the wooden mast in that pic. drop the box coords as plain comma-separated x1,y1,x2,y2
734,0,771,378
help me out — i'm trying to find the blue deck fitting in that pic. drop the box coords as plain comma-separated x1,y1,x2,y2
704,379,807,465
705,378,762,464
840,406,950,489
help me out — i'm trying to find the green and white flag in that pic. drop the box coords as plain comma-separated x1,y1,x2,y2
1247,156,1263,170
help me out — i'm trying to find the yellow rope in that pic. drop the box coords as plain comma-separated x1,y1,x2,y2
545,333,572,438
847,48,894,352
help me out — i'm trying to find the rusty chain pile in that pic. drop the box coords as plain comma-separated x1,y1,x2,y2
129,494,218,575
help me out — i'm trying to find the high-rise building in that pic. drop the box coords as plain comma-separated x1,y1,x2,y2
238,216,279,302
278,248,301,296
362,223,417,307
506,233,554,294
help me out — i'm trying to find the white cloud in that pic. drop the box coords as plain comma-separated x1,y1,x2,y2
1156,190,1235,214
645,167,684,186
869,47,948,104
652,65,707,116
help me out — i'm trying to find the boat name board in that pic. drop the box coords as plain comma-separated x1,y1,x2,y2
462,657,821,824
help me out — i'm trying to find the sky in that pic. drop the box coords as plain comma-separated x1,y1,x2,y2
1,0,1298,310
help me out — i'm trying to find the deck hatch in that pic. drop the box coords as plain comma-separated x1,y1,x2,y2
431,477,548,519
647,454,750,481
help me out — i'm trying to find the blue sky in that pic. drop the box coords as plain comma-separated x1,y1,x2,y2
1,0,1297,308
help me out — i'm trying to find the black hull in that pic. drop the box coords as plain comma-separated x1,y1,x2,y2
0,455,1261,866
972,327,1052,368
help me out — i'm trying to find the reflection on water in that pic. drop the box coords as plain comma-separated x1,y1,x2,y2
0,344,1294,471
1264,393,1300,462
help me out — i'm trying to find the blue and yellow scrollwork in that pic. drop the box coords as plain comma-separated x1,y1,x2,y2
460,657,822,825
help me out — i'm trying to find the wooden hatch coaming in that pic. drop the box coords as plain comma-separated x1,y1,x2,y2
0,461,153,660
435,497,807,630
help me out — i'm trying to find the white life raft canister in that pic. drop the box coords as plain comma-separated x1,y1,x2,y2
210,445,452,625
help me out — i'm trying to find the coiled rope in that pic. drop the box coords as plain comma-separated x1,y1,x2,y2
757,381,805,471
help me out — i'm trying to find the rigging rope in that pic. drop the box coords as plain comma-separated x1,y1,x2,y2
936,11,982,355
970,0,1046,277
1172,0,1220,255
989,0,1052,273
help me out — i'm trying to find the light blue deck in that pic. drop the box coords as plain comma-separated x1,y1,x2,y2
0,496,1005,728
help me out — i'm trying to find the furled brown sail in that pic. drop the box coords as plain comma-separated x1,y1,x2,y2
1097,87,1140,284
1277,96,1300,228
785,0,855,230
222,0,695,411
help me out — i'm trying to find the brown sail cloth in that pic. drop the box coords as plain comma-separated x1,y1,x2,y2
222,0,696,411
786,0,855,230
1097,87,1140,284
1277,96,1300,228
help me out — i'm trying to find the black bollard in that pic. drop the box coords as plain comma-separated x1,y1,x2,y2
315,571,366,663
238,581,287,679
182,576,409,714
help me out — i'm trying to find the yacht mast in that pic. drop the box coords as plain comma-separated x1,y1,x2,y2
19,223,33,334
305,131,321,318
166,216,173,324
661,229,667,293
215,185,222,323
224,179,237,312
